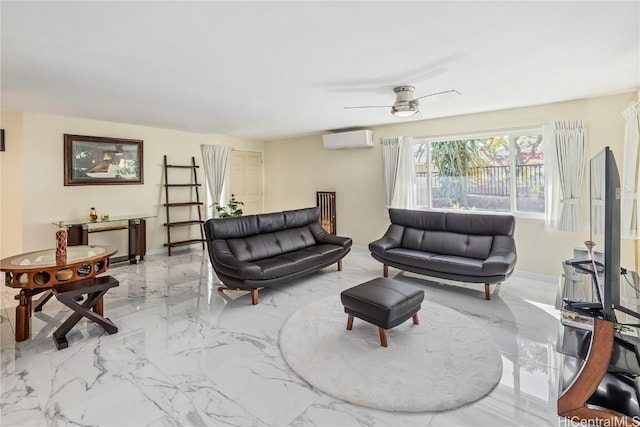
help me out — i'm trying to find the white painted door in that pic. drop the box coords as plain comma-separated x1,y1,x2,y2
230,150,263,215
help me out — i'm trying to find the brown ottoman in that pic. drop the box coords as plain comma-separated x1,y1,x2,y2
340,277,424,347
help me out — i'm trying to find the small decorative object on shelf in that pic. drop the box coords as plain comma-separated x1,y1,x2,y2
215,194,244,218
88,207,98,222
55,221,67,265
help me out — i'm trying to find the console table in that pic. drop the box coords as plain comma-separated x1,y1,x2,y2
58,214,154,264
0,245,118,346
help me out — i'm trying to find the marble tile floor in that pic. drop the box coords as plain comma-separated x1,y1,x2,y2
1,246,567,427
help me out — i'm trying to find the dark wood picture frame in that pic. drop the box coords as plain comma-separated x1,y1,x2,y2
64,134,144,186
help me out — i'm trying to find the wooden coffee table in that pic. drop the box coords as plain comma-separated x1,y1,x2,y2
1,245,119,346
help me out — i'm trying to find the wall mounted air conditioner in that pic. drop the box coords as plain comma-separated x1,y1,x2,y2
322,130,374,149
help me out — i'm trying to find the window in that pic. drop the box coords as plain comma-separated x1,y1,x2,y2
414,129,544,215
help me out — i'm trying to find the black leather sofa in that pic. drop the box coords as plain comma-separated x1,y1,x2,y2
204,207,352,305
369,208,517,300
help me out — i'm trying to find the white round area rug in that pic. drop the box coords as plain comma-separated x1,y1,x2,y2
279,295,503,412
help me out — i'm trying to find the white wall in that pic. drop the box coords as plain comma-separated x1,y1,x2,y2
264,92,638,277
0,113,25,259
0,112,264,258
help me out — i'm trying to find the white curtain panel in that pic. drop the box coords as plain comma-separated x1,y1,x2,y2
621,104,640,239
391,137,416,210
543,124,561,228
590,152,605,236
551,119,587,232
381,137,401,214
201,144,230,218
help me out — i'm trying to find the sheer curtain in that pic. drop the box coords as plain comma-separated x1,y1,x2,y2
543,123,560,227
621,103,640,240
391,137,416,210
382,136,416,212
382,137,401,214
544,119,587,231
201,144,230,218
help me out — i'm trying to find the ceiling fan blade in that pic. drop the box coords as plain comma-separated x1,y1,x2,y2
344,105,392,109
415,89,462,101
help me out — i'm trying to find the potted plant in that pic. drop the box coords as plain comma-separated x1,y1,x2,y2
215,194,244,218
530,183,542,201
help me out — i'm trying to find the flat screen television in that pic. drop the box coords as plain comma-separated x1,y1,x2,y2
588,146,638,322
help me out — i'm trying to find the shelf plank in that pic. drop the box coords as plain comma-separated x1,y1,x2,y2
87,225,129,233
163,239,205,248
163,202,203,207
164,220,204,227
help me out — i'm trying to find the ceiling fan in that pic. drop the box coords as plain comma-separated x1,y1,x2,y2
344,86,461,118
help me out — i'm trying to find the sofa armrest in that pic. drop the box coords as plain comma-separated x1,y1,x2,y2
309,223,352,247
368,224,405,255
482,236,517,275
211,240,261,278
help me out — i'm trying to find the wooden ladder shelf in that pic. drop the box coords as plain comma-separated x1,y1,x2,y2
163,155,205,255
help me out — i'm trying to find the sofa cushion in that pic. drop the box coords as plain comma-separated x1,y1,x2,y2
256,212,286,233
389,209,515,237
383,248,486,276
208,215,259,240
444,211,515,236
239,244,345,280
285,207,321,228
401,228,493,260
227,226,317,262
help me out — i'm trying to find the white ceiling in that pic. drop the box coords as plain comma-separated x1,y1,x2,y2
1,1,639,141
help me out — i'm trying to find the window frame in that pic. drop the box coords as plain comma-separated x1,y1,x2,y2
414,127,545,219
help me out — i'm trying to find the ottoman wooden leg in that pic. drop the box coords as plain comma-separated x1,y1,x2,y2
337,260,343,271
412,313,420,325
346,314,354,330
379,328,388,347
383,264,389,277
484,283,491,300
250,289,259,305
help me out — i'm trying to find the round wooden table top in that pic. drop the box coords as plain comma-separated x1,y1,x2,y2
1,245,117,289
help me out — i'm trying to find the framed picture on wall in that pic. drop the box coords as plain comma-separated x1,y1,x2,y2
64,134,144,186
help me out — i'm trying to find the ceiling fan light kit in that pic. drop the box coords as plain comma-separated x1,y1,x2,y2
391,86,419,117
344,85,460,118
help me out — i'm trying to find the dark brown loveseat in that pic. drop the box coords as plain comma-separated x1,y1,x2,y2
369,208,517,300
204,207,352,305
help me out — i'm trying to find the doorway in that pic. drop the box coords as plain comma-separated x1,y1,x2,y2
229,150,263,214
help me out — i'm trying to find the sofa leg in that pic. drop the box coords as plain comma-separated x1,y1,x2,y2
218,287,259,305
412,314,420,325
383,264,388,278
484,283,491,300
337,260,343,271
346,314,354,330
379,328,388,347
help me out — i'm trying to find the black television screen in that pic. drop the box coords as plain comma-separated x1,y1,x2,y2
589,147,637,321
